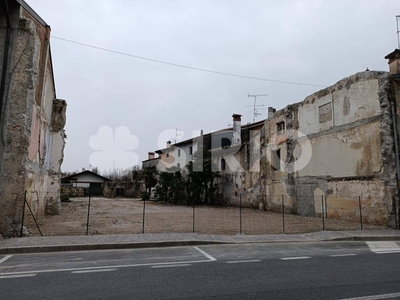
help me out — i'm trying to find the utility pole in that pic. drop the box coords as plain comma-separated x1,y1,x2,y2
247,94,267,123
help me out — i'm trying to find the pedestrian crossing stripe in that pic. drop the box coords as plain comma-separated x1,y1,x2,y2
366,241,400,254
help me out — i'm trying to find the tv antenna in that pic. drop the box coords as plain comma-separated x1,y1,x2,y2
174,128,183,143
397,15,400,49
247,94,267,122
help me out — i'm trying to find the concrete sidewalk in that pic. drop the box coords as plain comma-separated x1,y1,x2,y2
1,230,400,254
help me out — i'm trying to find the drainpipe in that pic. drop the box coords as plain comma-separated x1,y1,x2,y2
0,0,11,140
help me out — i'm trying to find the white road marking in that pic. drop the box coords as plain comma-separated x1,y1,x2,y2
330,254,357,257
71,268,117,274
0,273,36,279
193,246,217,261
0,255,12,264
226,260,261,264
375,250,400,254
366,241,400,254
151,264,192,269
0,259,214,276
281,256,311,260
339,291,400,300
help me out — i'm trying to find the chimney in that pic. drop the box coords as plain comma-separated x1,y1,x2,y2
232,114,242,146
385,49,400,75
148,152,155,160
166,140,172,148
268,107,276,118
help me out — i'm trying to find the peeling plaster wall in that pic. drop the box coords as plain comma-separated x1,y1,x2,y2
0,9,40,237
260,71,398,226
299,122,382,178
0,5,66,237
46,99,66,215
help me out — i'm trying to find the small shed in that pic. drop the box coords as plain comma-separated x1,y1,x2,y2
62,170,111,196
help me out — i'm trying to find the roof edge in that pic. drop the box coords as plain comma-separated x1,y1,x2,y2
15,0,48,27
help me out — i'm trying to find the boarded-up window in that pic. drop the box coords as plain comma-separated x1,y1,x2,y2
319,103,332,123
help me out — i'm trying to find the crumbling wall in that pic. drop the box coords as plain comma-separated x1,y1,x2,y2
377,73,399,227
0,7,66,236
46,99,67,215
261,71,398,226
0,14,40,237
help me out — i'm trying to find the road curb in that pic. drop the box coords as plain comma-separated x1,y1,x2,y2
329,235,400,242
0,240,229,255
1,235,400,254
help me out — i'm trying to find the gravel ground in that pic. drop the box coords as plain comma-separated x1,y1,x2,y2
26,197,387,236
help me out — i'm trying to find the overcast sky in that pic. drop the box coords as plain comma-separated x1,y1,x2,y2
27,0,399,173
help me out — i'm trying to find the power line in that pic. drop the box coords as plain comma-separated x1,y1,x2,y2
51,36,326,88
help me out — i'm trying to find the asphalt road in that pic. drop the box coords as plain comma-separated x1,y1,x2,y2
1,241,400,300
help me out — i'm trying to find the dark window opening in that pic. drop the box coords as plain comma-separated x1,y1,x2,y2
189,146,193,155
221,158,226,171
277,122,285,135
221,138,231,149
178,149,181,157
272,149,281,171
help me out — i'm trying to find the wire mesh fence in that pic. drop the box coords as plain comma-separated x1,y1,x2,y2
24,192,391,237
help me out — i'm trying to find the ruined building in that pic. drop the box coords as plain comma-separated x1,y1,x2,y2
0,0,67,237
146,50,400,227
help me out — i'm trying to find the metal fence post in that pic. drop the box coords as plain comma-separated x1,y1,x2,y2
240,193,242,234
321,195,325,231
358,195,363,230
24,192,43,236
282,194,285,233
142,198,146,234
394,196,398,230
325,196,328,218
20,191,27,237
86,187,91,235
192,199,195,233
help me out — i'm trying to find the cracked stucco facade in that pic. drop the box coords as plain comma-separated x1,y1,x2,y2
218,71,399,226
0,1,66,237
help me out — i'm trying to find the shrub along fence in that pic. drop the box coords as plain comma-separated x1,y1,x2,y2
23,191,394,237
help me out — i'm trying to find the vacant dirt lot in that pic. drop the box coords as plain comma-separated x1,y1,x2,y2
26,197,387,236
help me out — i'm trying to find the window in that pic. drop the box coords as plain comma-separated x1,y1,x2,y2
277,122,285,135
221,137,231,149
166,152,169,158
272,149,281,171
189,146,193,155
221,158,226,171
178,149,181,157
319,102,332,123
177,163,181,169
